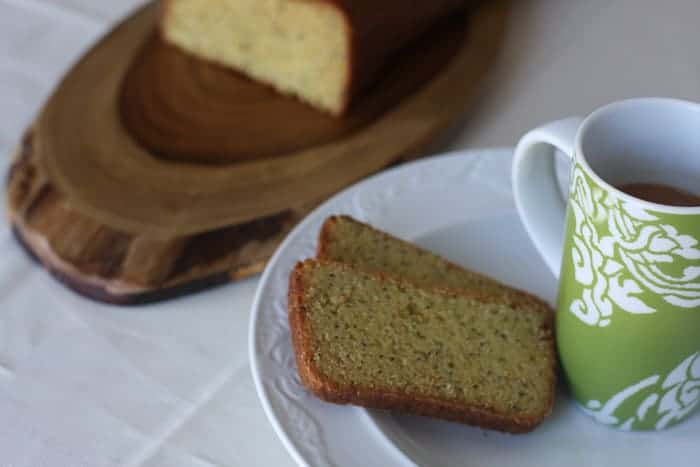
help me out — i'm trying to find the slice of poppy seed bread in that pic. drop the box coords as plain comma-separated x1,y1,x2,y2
317,215,545,305
288,259,556,433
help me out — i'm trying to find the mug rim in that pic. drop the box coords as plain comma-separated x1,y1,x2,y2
575,97,700,215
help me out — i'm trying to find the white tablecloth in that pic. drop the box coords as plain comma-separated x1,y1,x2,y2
1,0,699,465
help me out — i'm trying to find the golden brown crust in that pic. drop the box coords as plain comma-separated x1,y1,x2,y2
314,214,339,260
329,0,465,114
158,0,172,40
288,259,556,433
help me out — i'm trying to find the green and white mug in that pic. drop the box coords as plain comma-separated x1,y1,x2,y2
512,98,700,431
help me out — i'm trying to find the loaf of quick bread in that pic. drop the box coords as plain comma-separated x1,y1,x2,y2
161,0,465,115
288,260,556,433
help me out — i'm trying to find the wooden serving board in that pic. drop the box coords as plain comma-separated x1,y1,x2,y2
5,0,508,304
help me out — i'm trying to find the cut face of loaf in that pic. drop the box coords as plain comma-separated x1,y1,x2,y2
317,215,545,303
288,260,557,433
161,0,464,115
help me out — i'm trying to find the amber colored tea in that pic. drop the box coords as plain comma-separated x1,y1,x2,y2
617,183,700,207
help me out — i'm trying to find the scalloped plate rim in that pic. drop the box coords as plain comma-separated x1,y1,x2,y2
249,147,513,467
247,147,700,467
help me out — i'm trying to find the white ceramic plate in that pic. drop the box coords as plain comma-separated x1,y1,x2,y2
249,148,700,467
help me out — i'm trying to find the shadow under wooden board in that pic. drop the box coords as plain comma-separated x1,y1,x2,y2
6,0,509,304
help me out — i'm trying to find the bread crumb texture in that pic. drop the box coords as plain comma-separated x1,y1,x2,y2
164,0,348,114
322,217,513,295
303,262,553,416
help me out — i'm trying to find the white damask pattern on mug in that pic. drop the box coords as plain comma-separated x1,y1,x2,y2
583,352,700,430
568,165,700,327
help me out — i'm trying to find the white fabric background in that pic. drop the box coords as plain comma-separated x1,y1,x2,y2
1,0,699,466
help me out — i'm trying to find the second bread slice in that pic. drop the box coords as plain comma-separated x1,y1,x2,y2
317,215,544,304
289,259,556,433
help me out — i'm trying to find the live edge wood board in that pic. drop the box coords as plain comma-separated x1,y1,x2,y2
5,1,508,304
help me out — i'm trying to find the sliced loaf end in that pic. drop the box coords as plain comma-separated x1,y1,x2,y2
161,0,350,115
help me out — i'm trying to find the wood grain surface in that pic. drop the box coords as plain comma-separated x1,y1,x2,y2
6,0,509,304
35,0,507,236
120,21,463,165
8,131,308,303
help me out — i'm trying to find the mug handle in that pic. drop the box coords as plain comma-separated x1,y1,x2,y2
512,117,583,278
